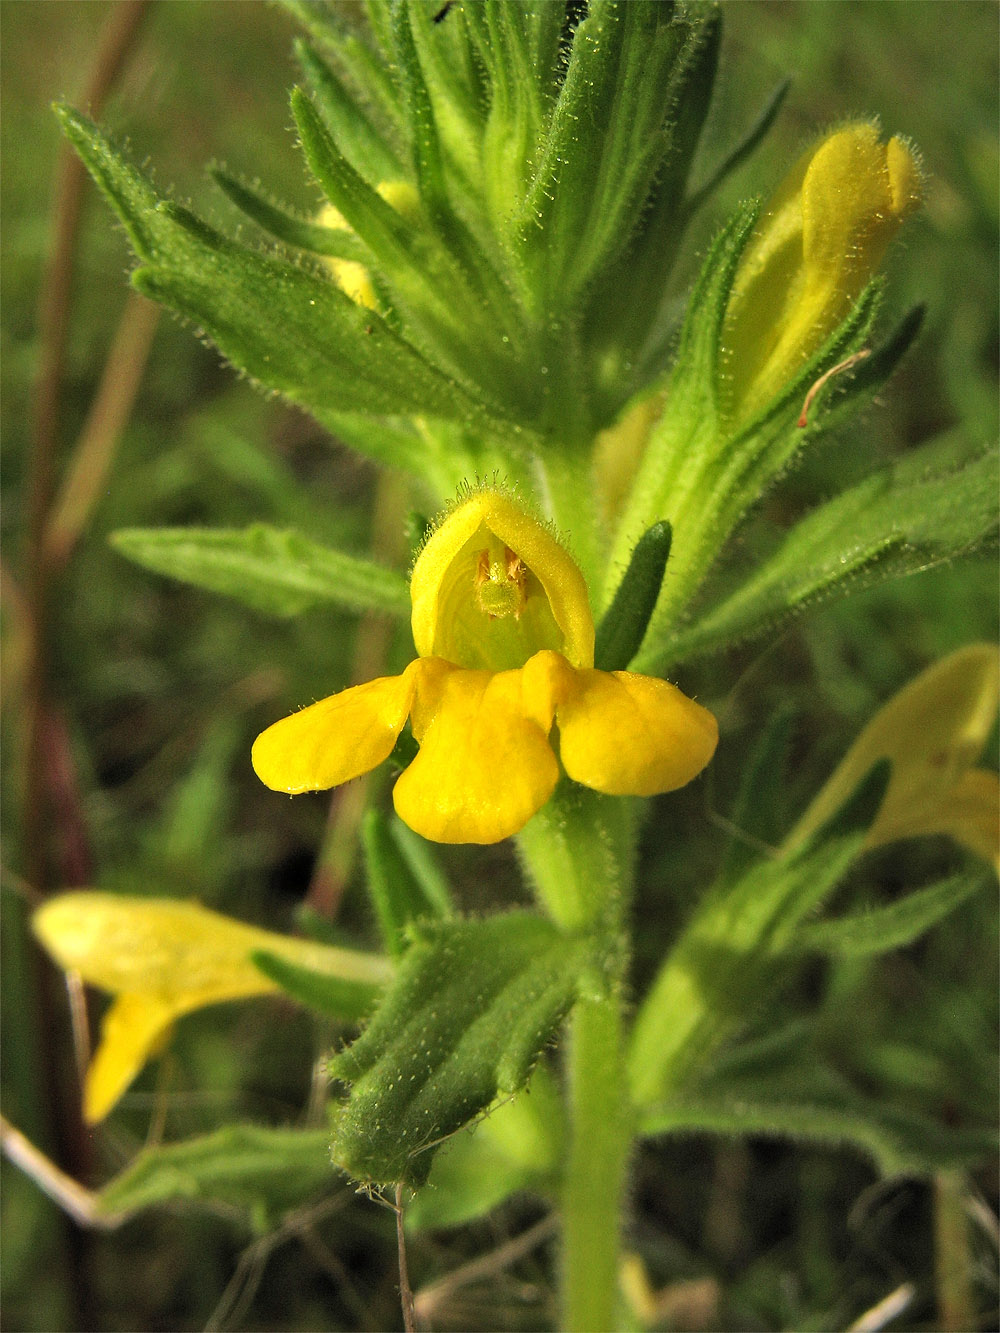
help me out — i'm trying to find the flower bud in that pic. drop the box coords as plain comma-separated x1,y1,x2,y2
318,180,420,310
721,123,922,422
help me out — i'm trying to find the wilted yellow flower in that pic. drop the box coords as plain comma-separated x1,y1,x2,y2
786,644,999,870
33,893,392,1122
721,122,922,422
253,487,717,844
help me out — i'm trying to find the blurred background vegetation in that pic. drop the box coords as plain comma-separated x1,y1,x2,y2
2,2,996,1329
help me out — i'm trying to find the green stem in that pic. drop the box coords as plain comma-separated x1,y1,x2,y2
562,989,632,1332
535,447,605,598
516,784,634,932
517,786,637,1331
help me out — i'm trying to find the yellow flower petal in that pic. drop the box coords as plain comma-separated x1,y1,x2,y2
394,664,560,843
555,668,719,796
868,768,1000,872
34,893,394,1119
410,487,595,671
33,893,282,999
787,644,999,866
83,993,177,1124
251,667,418,794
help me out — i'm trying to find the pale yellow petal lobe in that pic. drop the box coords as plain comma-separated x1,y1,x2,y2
787,644,999,866
84,994,176,1124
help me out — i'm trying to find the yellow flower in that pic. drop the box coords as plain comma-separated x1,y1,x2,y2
317,181,419,310
33,893,393,1122
253,488,718,844
721,122,922,422
786,644,999,870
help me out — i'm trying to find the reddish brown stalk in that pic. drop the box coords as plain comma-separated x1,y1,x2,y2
25,0,152,893
44,291,161,570
18,6,154,1322
796,348,871,428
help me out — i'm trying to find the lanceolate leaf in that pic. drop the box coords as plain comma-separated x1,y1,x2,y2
795,874,985,959
250,950,384,1022
638,1085,995,1177
329,911,588,1186
210,169,369,259
110,524,410,618
406,1064,564,1231
660,434,999,664
521,1,690,305
594,521,672,670
55,104,481,425
362,809,454,958
293,38,405,183
628,769,888,1109
95,1123,334,1223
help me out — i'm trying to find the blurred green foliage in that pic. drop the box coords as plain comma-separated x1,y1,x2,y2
2,2,996,1330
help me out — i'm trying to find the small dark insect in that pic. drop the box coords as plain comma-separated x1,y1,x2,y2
432,1,454,23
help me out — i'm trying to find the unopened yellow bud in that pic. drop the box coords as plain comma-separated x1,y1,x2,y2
721,123,922,422
317,181,420,310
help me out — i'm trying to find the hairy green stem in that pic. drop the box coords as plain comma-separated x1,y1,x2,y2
517,787,636,1330
562,989,632,1332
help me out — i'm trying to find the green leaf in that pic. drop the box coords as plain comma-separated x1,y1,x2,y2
250,950,382,1022
715,707,797,888
638,1085,995,1177
796,874,985,959
387,817,456,919
594,521,672,671
684,75,791,216
211,169,369,259
628,815,873,1108
290,85,522,408
406,1064,564,1231
662,433,1000,662
293,38,405,183
95,1123,334,1224
56,104,479,425
329,911,588,1186
520,1,690,304
362,809,454,958
110,524,410,618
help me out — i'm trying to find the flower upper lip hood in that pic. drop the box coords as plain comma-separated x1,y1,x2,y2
252,487,718,845
410,488,595,671
721,121,923,422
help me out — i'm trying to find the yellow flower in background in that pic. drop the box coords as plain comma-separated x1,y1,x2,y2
721,122,922,422
317,181,419,309
786,644,999,870
253,488,718,844
33,893,392,1122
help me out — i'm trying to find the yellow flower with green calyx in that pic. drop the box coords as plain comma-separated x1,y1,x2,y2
252,487,718,845
721,121,923,423
32,893,393,1123
785,644,999,871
